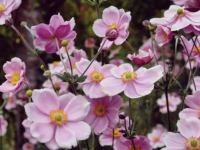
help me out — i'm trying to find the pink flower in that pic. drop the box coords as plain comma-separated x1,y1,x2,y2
183,25,200,35
162,118,200,150
24,89,91,149
101,64,163,99
147,124,167,149
85,38,96,48
127,49,154,66
157,93,181,114
150,5,200,31
171,0,186,5
22,143,34,150
0,57,26,96
93,6,131,50
0,115,8,136
58,40,75,57
2,92,17,110
76,58,115,98
108,47,121,59
158,61,168,75
22,118,32,129
109,59,124,66
48,61,64,74
24,129,38,144
31,14,76,54
185,0,200,12
43,76,69,94
116,136,152,150
0,0,21,25
179,91,200,119
155,25,173,47
190,76,200,94
84,95,122,134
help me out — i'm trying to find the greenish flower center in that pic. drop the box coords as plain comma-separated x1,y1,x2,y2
94,74,100,79
177,8,183,15
125,73,132,79
191,140,198,147
54,114,62,121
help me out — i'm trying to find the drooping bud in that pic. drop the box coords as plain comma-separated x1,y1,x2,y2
5,18,14,26
43,70,51,78
177,8,183,14
118,111,127,119
26,90,33,97
40,65,45,70
105,28,119,41
61,40,68,47
21,21,27,27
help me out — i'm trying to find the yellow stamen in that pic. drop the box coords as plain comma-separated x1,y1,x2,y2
108,23,118,29
0,4,6,12
90,71,104,82
94,103,106,117
73,62,77,69
121,72,137,82
11,72,20,85
52,61,59,67
26,145,32,150
129,145,140,150
184,136,200,150
153,136,159,142
8,97,13,103
50,109,67,125
194,46,200,53
111,128,122,138
87,39,94,45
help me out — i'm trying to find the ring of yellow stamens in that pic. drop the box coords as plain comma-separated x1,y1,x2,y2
94,103,106,117
129,145,140,150
52,61,59,67
50,109,67,125
194,46,200,54
73,62,77,69
153,136,159,142
11,72,20,85
184,136,200,150
0,4,6,12
109,23,118,29
111,128,122,138
26,145,32,150
90,71,104,82
121,72,137,82
8,97,14,103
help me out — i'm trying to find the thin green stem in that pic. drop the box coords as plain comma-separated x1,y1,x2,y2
125,41,135,52
64,46,74,78
150,31,158,65
131,100,141,134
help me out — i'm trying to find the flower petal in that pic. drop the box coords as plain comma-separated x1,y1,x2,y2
93,19,108,37
102,6,120,26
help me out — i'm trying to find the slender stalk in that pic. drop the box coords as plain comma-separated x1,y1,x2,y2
125,41,135,52
65,46,74,77
164,87,171,131
85,140,90,150
22,81,31,89
131,100,141,134
0,100,7,110
101,50,105,66
150,31,158,65
95,5,100,19
128,98,132,133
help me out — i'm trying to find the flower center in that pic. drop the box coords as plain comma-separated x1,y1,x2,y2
111,128,122,138
185,136,200,150
129,145,140,150
94,103,106,117
121,72,137,82
194,46,200,53
176,8,186,19
73,62,77,69
90,71,104,82
0,4,6,12
153,136,159,142
8,97,13,103
11,72,20,85
50,109,67,125
88,39,94,45
26,145,32,150
109,23,118,29
52,61,59,67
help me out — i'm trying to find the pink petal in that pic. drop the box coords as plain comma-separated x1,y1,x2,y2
50,14,65,31
55,24,70,38
106,95,122,109
111,64,133,78
179,108,199,119
99,135,112,146
36,24,53,39
119,12,131,28
102,40,113,50
114,35,128,45
106,108,119,128
93,19,108,37
102,6,120,26
93,116,109,134
82,82,95,96
45,40,58,54
32,89,59,115
100,64,115,77
33,38,49,51
124,82,142,98
89,82,105,98
163,132,186,148
58,93,75,110
45,133,60,150
133,80,154,96
185,92,200,110
171,17,190,31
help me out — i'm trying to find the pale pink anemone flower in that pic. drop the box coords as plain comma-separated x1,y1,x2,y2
22,143,34,150
147,124,167,149
116,136,152,150
185,0,200,12
162,118,200,150
155,25,173,47
2,92,17,110
31,14,76,54
190,76,200,94
0,0,21,25
109,59,124,66
0,115,8,136
171,0,186,5
85,38,96,48
108,47,121,59
100,64,163,99
179,91,200,119
24,89,91,149
99,116,130,149
58,40,75,57
93,6,131,50
150,5,200,32
24,128,38,144
84,95,122,135
157,93,181,114
42,76,69,94
75,58,115,98
48,61,64,74
0,57,26,96
65,49,87,75
127,49,154,66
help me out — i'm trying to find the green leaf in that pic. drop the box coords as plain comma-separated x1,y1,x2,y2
77,76,87,83
55,74,66,82
74,74,79,80
64,72,71,79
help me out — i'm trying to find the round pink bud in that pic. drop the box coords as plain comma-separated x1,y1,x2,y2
105,28,119,41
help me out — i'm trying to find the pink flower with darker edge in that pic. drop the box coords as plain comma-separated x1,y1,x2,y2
31,14,76,54
116,136,152,150
100,64,163,99
76,58,115,98
24,128,38,144
2,92,17,110
155,25,173,47
127,49,154,66
109,59,124,66
0,57,26,96
22,143,34,150
85,38,96,48
0,0,21,25
179,91,200,119
24,89,91,149
190,76,200,94
185,0,200,12
48,61,64,74
0,115,8,136
93,6,131,50
84,95,122,135
157,93,181,114
162,118,200,150
58,40,75,57
147,124,167,149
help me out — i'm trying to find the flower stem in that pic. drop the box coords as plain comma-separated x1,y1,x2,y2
164,86,171,131
125,41,135,52
150,31,159,65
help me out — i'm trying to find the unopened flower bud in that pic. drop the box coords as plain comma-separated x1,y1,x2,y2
26,90,33,97
40,65,45,70
118,111,127,119
142,20,150,27
5,18,14,26
43,70,51,78
21,21,27,27
61,40,68,47
149,24,157,31
105,28,119,41
177,8,183,15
